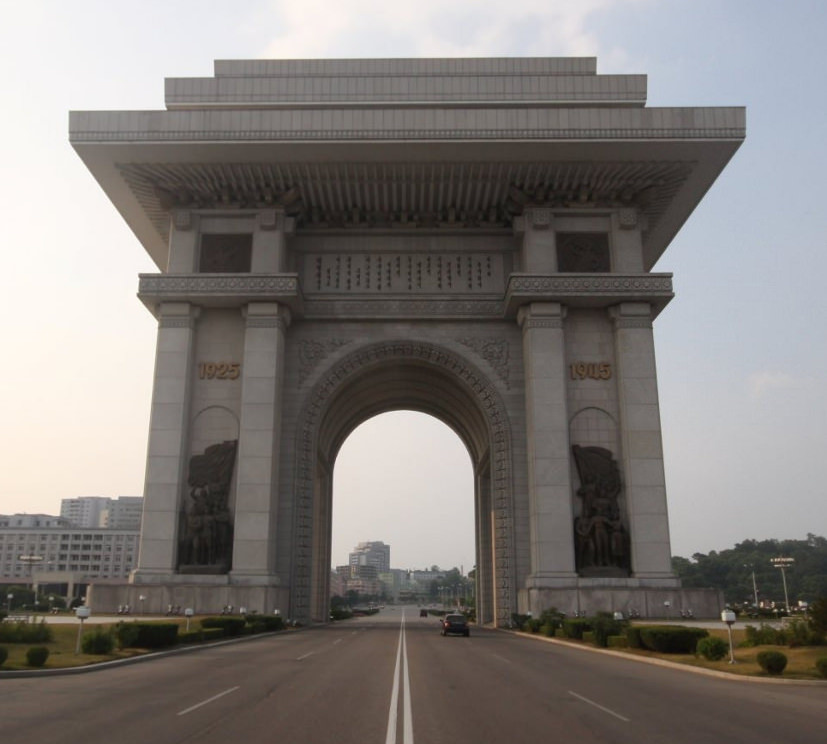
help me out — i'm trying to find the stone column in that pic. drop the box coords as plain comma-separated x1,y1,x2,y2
133,302,198,580
610,302,675,580
518,302,577,583
230,302,289,583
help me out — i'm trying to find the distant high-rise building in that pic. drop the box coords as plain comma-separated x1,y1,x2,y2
348,541,390,574
61,496,142,529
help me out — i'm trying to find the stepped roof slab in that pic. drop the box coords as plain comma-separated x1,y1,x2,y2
70,58,744,271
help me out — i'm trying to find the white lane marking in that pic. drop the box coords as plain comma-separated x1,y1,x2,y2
296,651,314,661
385,619,403,744
177,686,240,716
333,638,342,645
385,610,414,744
490,653,512,665
568,691,631,723
402,620,413,744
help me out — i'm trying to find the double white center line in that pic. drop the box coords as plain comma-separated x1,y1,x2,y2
385,612,414,744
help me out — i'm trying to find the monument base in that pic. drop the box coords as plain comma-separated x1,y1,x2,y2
86,582,291,619
518,582,723,620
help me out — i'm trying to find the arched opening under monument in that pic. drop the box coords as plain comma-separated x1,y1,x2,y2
295,345,515,626
330,411,475,607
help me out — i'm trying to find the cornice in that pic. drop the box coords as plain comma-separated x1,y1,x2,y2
505,273,673,318
138,273,303,316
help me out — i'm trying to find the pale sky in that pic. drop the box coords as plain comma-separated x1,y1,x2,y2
1,0,825,573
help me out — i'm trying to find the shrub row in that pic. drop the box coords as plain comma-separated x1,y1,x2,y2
742,621,825,648
116,622,179,649
0,620,53,644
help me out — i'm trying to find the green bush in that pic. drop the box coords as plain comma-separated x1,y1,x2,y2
540,623,556,637
607,635,628,648
590,613,626,648
815,657,827,679
639,626,708,654
561,619,591,640
201,627,225,641
756,650,788,675
256,615,285,632
330,607,353,621
525,618,542,634
0,620,53,644
26,646,49,667
0,646,7,666
785,618,825,647
82,627,115,655
511,613,531,630
808,596,827,636
696,636,729,661
743,623,786,647
200,617,247,637
116,622,178,649
582,631,595,644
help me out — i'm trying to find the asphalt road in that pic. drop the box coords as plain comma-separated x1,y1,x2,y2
1,606,824,744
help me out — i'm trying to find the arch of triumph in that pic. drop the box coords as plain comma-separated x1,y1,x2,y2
72,57,744,625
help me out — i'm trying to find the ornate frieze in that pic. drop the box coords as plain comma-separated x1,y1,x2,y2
298,339,353,384
506,273,673,318
457,338,510,389
139,274,303,315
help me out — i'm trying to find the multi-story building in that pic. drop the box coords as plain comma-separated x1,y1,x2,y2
348,541,390,574
100,497,144,530
60,496,143,529
0,515,140,600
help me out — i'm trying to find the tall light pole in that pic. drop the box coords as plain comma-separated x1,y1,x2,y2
744,564,759,607
771,557,794,613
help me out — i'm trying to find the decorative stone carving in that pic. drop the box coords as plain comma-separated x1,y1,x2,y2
178,440,237,573
572,445,629,577
457,338,510,389
298,339,353,384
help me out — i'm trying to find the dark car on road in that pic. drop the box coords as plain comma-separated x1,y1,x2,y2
441,613,470,637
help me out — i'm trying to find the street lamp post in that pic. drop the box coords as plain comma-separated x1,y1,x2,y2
771,557,794,614
744,564,759,608
721,609,737,664
75,605,91,654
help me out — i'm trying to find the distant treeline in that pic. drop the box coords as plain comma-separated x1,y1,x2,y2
672,534,827,605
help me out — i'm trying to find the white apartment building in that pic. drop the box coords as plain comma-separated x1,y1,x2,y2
60,496,143,529
348,541,391,574
0,521,139,583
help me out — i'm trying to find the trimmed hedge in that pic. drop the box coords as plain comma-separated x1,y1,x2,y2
200,617,247,637
607,635,628,649
116,622,179,649
562,619,591,640
26,646,49,667
638,626,708,654
815,657,827,679
582,631,595,644
0,646,7,666
756,650,787,675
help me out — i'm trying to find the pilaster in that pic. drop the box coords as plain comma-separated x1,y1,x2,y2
230,302,290,583
610,302,674,578
518,302,577,583
514,207,556,273
133,302,198,579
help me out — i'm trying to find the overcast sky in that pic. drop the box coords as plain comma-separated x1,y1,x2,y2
1,1,825,574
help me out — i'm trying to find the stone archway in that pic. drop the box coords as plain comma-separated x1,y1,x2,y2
290,340,515,626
